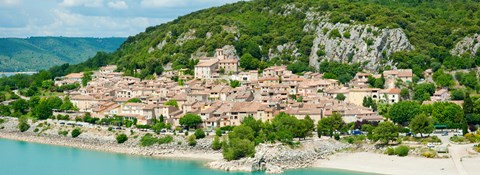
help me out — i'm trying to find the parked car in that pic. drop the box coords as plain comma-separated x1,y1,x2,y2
442,131,448,136
427,143,435,148
350,129,363,135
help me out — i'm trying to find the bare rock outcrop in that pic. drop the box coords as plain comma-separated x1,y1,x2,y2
307,22,414,70
451,34,480,56
207,139,350,174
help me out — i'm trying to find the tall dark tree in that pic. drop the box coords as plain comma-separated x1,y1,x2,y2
463,93,473,115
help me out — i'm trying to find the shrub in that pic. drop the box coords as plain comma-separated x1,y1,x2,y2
215,128,222,137
212,136,222,150
18,118,30,132
450,136,466,143
108,127,113,131
464,133,480,143
71,128,82,138
334,133,340,140
343,31,351,38
395,145,410,157
188,135,197,146
116,134,128,144
421,149,437,158
0,118,5,124
194,129,206,139
58,130,68,136
140,134,157,147
33,128,39,132
328,29,342,39
158,135,174,144
385,147,395,155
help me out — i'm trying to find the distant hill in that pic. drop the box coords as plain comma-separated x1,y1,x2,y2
0,37,126,72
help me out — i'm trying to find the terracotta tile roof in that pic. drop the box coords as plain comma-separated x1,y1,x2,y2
196,60,218,67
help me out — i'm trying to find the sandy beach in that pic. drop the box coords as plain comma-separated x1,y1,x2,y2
314,152,480,175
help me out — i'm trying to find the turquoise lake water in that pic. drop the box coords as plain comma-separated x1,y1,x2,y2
0,138,374,175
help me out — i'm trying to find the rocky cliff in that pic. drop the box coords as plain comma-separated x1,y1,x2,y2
304,14,414,70
451,34,480,56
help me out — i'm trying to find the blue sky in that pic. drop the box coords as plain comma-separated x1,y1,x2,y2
0,0,241,38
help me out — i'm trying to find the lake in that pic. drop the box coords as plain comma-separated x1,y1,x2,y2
0,138,373,175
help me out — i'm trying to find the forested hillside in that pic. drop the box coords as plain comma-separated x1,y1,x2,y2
0,37,125,72
1,0,480,91
106,0,480,79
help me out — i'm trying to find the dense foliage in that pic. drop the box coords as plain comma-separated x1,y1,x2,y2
179,114,202,129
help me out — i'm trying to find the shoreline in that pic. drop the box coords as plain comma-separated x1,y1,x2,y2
0,131,223,162
0,121,224,162
313,152,465,175
3,117,478,175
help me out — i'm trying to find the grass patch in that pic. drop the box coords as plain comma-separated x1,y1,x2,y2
341,135,367,144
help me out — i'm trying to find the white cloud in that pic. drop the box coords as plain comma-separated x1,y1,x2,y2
1,0,243,37
140,0,186,8
60,0,103,8
0,0,21,6
107,1,127,9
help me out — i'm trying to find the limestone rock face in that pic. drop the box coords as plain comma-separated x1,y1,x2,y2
221,45,240,60
451,34,480,56
307,22,414,70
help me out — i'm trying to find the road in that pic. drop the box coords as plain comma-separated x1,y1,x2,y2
437,132,476,175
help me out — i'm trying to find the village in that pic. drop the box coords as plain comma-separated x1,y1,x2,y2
52,48,459,130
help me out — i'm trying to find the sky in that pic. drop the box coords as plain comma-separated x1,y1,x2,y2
0,0,242,38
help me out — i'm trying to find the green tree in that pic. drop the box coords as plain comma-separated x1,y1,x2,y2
463,93,473,115
59,96,77,111
222,138,255,161
450,89,465,100
388,101,421,125
116,134,128,144
215,128,223,137
413,83,435,102
372,121,398,144
409,114,434,137
81,71,93,87
228,125,255,142
335,94,346,101
432,69,454,88
212,136,222,150
239,53,258,70
32,100,53,120
46,96,63,109
127,98,142,103
317,113,345,137
431,102,465,128
11,99,29,114
179,114,202,129
400,88,409,100
229,80,241,88
164,99,179,108
297,115,315,139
